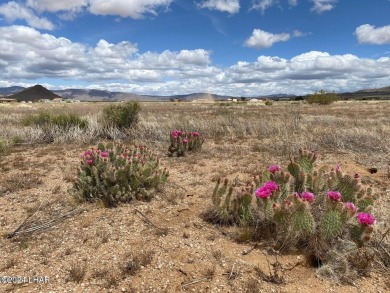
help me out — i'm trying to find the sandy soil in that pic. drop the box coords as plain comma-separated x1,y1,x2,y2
0,140,389,293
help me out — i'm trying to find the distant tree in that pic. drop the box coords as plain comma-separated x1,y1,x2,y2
307,90,338,105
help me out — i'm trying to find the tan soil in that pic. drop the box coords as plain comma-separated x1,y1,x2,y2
0,141,389,293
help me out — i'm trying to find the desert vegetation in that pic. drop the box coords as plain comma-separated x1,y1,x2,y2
0,100,389,292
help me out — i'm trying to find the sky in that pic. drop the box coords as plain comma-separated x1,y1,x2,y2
0,0,390,97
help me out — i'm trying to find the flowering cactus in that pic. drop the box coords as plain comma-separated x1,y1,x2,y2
208,178,255,225
208,149,378,268
168,129,204,157
256,151,376,243
72,142,169,207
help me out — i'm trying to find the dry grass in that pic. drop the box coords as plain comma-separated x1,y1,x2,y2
67,261,87,283
120,250,155,276
1,101,390,164
0,100,389,292
0,171,43,195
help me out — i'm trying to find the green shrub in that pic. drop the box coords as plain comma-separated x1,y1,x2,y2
206,149,378,279
265,100,273,106
71,142,169,207
168,130,204,157
102,102,140,129
22,112,88,129
0,136,10,156
307,90,338,105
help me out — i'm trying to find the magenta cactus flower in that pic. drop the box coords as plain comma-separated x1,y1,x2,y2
357,212,376,225
344,202,357,214
192,131,200,137
263,181,279,192
86,159,94,165
255,181,279,199
327,191,342,201
83,150,93,157
301,192,315,202
100,151,109,158
255,187,272,198
268,165,281,173
183,138,189,144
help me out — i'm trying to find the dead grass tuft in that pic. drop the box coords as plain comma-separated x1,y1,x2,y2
120,250,154,276
67,261,87,283
1,172,43,194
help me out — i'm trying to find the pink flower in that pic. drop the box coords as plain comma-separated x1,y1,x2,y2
86,159,94,165
255,181,279,199
268,165,281,173
100,151,109,158
255,187,272,198
357,212,376,225
344,202,357,214
263,181,279,192
301,192,315,202
171,130,180,138
183,138,189,144
83,150,93,157
327,191,342,201
192,131,200,137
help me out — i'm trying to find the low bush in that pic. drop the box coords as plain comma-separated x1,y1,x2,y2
0,136,9,155
307,90,338,105
102,101,140,129
22,112,88,129
168,130,204,157
206,149,379,281
71,142,169,207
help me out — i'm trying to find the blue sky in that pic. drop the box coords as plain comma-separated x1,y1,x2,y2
0,0,390,96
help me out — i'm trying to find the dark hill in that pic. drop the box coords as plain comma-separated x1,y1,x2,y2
8,85,61,102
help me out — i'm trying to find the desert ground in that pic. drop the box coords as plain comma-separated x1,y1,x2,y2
0,100,389,292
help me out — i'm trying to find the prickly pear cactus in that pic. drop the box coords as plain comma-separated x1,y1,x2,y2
320,209,343,239
168,130,204,157
72,142,169,207
209,178,255,225
207,148,379,277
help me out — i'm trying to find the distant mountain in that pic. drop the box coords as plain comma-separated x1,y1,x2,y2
339,86,390,100
8,85,61,102
52,89,231,102
0,86,25,96
356,86,390,93
0,84,389,102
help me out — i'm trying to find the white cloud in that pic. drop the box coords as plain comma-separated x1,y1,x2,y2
1,25,390,96
26,0,87,13
0,1,54,30
197,0,240,14
244,29,290,49
251,0,276,13
88,0,173,19
0,25,213,84
251,0,337,13
311,0,337,13
355,24,390,45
